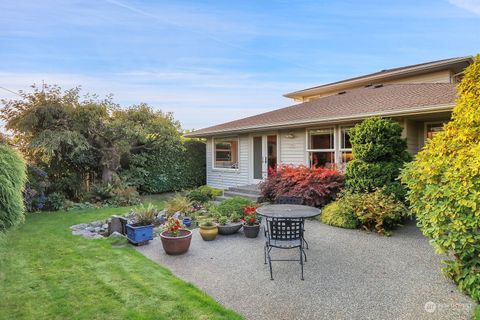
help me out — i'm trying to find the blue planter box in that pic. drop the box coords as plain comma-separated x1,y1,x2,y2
126,224,153,245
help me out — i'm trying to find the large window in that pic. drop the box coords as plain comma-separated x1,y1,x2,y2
308,128,335,168
340,126,354,165
425,122,444,140
214,137,239,169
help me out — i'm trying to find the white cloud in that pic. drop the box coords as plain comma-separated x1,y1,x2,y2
448,0,480,15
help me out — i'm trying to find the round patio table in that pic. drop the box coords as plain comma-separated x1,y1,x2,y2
256,204,321,219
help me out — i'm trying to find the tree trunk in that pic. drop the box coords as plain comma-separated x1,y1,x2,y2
100,146,121,184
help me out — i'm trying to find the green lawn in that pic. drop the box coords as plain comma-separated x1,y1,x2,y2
0,194,241,320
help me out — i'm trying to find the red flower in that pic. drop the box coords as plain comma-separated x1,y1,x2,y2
250,217,255,223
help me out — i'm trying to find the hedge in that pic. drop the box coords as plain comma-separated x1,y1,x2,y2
0,144,27,231
345,117,411,201
401,55,480,301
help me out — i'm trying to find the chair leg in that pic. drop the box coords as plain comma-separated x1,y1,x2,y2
267,247,274,280
303,249,307,263
303,237,309,250
264,244,267,265
299,247,304,280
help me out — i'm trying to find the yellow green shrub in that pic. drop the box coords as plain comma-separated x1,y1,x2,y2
401,55,480,301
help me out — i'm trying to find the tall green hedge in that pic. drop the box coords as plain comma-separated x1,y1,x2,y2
0,144,27,231
121,140,206,194
345,117,411,201
401,55,480,301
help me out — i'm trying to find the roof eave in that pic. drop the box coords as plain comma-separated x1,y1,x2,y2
184,103,455,138
283,56,473,99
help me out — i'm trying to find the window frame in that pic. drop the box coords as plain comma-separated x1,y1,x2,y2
306,127,336,168
339,125,354,165
212,136,240,171
424,121,445,142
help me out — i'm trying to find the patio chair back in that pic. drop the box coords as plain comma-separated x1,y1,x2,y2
266,217,303,242
275,196,303,205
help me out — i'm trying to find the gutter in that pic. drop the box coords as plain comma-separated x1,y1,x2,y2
184,103,454,138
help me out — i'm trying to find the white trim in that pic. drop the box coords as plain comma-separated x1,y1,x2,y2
306,126,336,168
212,136,240,171
187,103,455,137
248,132,279,184
338,125,354,165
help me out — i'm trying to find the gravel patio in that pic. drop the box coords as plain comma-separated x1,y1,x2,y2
136,220,476,320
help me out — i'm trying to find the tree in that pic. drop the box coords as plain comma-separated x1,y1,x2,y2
1,84,184,200
345,117,411,201
0,144,27,231
401,55,480,301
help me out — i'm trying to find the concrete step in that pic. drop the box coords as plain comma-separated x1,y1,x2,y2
226,186,261,196
216,192,261,202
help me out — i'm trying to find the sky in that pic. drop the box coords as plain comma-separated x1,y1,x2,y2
0,0,479,131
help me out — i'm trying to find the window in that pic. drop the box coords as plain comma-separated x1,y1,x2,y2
340,126,354,165
425,122,444,140
214,137,239,169
308,128,335,168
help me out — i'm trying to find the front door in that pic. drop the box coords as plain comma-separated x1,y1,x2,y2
252,134,277,183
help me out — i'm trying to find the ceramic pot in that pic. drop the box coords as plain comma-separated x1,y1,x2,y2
217,222,242,235
199,224,218,241
160,229,192,255
243,224,260,238
183,218,192,228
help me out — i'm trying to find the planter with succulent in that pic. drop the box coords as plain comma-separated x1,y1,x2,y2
217,213,243,235
242,205,260,238
199,220,218,241
126,203,156,245
160,217,192,255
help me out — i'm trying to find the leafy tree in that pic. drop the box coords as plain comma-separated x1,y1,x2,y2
0,144,27,231
1,84,185,200
345,117,411,201
401,55,480,301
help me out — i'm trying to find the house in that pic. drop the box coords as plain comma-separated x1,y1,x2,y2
185,56,474,190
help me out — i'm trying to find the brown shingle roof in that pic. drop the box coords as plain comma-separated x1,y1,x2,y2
186,83,457,137
284,56,472,98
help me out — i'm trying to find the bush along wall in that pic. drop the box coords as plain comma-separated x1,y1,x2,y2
345,117,411,201
401,55,480,302
259,165,344,207
0,144,27,231
122,139,206,194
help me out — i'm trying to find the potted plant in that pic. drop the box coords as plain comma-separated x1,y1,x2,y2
160,217,192,255
199,220,218,241
242,205,260,238
126,203,156,245
217,213,243,235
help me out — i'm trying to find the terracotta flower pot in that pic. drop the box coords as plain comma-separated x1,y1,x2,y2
160,229,192,255
199,224,218,241
243,224,260,238
217,222,243,235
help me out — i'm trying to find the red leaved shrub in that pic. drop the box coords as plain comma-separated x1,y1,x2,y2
259,165,344,207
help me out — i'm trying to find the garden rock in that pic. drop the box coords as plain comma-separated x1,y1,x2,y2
109,231,124,238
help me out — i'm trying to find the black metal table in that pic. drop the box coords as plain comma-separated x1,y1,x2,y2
256,204,321,280
256,204,321,219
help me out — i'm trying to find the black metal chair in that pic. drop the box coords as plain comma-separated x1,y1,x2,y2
264,217,307,280
274,196,309,250
275,196,302,205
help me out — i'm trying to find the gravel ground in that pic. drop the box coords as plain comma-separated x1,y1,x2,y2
136,220,476,320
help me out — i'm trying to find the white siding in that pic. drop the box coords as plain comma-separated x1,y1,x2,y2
405,119,419,155
279,129,307,165
206,135,249,189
